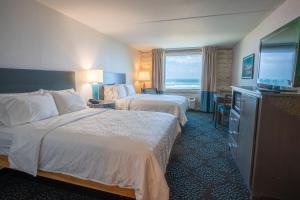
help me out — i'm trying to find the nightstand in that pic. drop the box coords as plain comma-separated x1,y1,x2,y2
87,100,115,109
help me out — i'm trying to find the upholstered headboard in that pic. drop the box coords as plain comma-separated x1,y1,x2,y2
0,68,76,93
98,72,126,100
103,72,126,85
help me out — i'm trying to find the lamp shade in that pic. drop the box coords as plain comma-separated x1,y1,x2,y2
86,70,103,83
138,71,150,81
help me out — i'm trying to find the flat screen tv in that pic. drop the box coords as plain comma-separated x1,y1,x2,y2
257,17,300,90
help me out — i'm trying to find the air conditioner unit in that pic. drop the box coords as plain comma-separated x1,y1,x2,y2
188,97,196,110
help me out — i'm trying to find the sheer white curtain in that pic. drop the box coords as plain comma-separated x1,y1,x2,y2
200,46,217,112
152,49,164,92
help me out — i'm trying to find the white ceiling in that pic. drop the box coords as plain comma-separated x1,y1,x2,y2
37,0,284,51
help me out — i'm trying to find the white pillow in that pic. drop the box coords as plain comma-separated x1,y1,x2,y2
103,85,117,100
125,84,136,96
0,93,59,127
0,90,43,98
113,85,127,99
103,85,127,100
51,89,87,115
42,88,75,93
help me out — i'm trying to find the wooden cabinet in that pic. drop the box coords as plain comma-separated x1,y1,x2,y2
229,86,300,200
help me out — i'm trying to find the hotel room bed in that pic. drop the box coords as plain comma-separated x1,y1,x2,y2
0,68,180,200
0,108,180,200
115,94,188,126
103,84,189,126
0,129,12,155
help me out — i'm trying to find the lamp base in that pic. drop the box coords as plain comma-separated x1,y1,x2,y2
92,83,100,100
140,82,146,93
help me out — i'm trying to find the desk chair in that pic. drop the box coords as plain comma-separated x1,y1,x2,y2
215,94,232,129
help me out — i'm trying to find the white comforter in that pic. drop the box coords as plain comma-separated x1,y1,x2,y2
8,108,180,200
115,94,188,126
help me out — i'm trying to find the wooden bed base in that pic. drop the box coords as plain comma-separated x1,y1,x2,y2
0,155,135,199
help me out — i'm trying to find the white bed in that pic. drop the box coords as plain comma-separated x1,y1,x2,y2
0,129,12,155
115,94,188,126
1,108,180,200
103,84,189,126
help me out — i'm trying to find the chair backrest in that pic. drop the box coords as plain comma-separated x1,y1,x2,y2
224,94,232,104
142,88,158,94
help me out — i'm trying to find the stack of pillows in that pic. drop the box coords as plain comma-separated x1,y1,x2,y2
0,84,138,127
0,89,87,127
103,84,136,100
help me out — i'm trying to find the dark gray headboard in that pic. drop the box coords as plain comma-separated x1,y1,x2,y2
0,68,75,93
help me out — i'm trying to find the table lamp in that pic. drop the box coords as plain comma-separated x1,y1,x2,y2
138,71,150,89
86,69,103,100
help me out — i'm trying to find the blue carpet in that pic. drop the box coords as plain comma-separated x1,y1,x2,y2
0,111,249,200
166,111,249,200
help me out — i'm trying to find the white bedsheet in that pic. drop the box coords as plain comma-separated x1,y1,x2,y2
115,94,188,126
0,128,13,155
8,108,180,200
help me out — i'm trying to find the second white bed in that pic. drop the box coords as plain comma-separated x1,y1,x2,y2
114,94,189,126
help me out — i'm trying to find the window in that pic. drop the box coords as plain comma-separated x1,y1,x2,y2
164,50,202,90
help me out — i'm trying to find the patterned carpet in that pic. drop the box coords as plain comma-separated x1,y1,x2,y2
0,111,249,200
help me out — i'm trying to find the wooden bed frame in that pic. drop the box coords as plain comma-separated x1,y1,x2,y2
0,68,134,199
0,155,135,198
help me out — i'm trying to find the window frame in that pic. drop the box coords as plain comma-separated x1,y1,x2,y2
164,49,203,92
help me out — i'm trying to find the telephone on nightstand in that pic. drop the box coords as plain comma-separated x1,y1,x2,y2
88,99,100,104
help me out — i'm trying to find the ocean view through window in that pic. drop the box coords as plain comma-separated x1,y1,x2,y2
165,51,202,90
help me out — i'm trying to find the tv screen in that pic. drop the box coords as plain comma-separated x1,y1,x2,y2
258,17,300,88
258,44,297,87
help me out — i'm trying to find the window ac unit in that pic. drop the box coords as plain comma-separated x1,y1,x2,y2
188,97,196,110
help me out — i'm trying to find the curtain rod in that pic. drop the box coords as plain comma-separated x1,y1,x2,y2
141,47,232,53
165,47,202,51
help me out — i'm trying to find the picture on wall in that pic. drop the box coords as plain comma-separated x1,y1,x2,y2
242,54,255,79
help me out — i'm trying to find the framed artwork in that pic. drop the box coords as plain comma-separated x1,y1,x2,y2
242,54,255,79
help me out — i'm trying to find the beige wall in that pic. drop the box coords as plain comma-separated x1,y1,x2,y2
232,0,300,86
216,49,233,91
137,51,152,93
133,50,142,93
0,0,140,100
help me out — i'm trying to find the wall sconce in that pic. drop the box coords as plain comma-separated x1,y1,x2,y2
83,69,103,100
138,71,150,89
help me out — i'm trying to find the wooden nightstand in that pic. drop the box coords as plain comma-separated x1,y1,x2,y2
87,100,115,109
